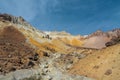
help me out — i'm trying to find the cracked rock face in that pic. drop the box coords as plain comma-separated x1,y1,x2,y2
0,13,27,26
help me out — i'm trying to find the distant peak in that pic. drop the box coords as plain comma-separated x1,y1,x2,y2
111,28,120,32
88,30,105,37
94,30,104,34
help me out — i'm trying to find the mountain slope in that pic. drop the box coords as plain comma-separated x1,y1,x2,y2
69,44,120,80
0,26,38,74
0,13,120,80
0,13,95,80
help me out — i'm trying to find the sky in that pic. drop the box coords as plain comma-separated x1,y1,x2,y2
0,0,120,35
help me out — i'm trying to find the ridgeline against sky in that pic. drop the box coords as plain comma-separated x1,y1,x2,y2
0,0,120,35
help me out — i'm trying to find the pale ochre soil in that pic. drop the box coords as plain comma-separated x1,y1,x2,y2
69,44,120,80
0,20,120,80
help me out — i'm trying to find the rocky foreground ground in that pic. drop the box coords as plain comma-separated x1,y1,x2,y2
0,13,120,80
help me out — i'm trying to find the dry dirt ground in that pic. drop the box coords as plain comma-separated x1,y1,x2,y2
69,44,120,80
0,26,39,74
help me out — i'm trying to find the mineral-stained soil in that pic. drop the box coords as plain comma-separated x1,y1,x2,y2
69,44,120,80
0,14,120,80
0,26,38,74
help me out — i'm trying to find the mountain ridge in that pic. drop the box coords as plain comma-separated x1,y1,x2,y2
0,13,120,80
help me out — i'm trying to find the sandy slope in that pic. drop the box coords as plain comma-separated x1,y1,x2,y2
69,44,120,80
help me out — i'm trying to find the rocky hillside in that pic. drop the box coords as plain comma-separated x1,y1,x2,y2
0,13,120,80
83,29,120,49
